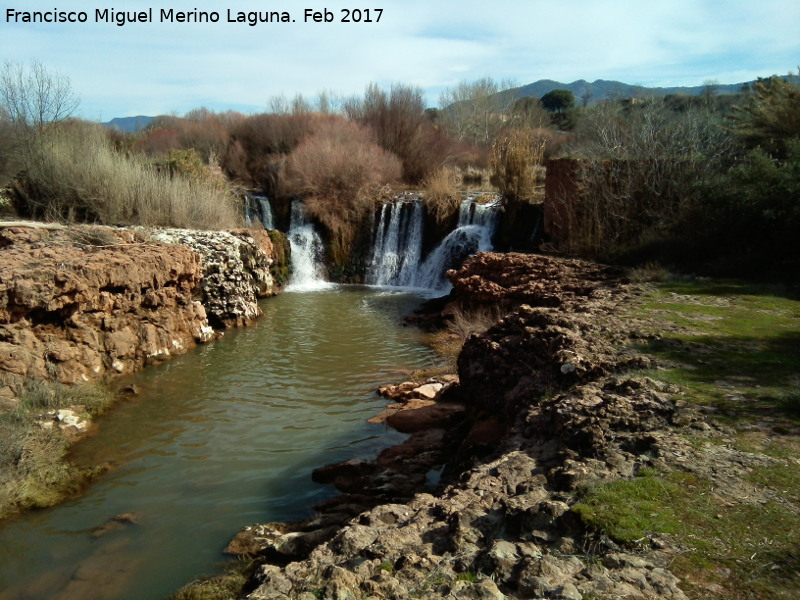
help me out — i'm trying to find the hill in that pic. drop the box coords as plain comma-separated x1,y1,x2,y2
507,78,747,105
102,115,154,132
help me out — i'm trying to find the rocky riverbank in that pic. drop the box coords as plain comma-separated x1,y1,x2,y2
0,221,286,518
0,222,281,408
220,252,791,600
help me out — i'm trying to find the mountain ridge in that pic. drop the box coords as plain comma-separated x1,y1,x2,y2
102,75,789,125
507,77,748,105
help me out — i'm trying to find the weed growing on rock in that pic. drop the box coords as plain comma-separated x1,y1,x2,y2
167,566,248,600
423,166,461,225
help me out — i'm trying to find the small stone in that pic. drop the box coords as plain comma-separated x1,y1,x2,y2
555,582,583,600
414,382,443,399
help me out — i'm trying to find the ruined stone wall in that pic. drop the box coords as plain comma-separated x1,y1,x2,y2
543,158,580,246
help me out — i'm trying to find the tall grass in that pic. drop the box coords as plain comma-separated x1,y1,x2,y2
423,166,461,225
16,121,242,229
490,129,546,201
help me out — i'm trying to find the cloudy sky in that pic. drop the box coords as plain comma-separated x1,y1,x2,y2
1,0,798,120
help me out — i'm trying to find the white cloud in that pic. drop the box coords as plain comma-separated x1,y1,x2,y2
1,0,798,118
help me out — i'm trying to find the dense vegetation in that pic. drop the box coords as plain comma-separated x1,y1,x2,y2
560,74,800,276
1,60,798,275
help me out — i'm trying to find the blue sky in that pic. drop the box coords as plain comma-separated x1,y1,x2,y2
1,0,798,120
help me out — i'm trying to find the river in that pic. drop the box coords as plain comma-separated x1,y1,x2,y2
0,286,436,600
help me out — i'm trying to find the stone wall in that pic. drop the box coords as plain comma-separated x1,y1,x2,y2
543,158,580,246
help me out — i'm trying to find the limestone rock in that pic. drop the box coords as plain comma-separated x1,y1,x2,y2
148,227,276,328
0,225,208,393
0,223,283,404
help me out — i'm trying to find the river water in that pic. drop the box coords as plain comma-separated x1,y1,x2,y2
0,287,436,600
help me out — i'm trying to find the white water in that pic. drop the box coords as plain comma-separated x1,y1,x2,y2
286,200,333,292
244,195,275,230
415,197,500,290
256,195,275,230
367,196,500,291
367,201,424,287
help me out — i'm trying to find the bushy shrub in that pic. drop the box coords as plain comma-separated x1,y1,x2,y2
560,100,734,259
283,117,402,264
344,83,453,183
12,120,242,229
687,138,800,270
137,110,234,162
729,74,800,159
283,117,401,202
221,112,322,192
490,129,546,201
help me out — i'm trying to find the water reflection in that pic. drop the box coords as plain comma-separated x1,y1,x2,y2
0,287,435,600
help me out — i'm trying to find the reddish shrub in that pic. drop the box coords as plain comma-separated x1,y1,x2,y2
344,83,454,184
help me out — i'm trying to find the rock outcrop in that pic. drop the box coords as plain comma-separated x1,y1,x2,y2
232,253,733,600
0,223,280,406
446,251,625,310
149,227,276,328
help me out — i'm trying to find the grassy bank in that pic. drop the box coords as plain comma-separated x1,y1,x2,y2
0,379,114,519
574,277,800,600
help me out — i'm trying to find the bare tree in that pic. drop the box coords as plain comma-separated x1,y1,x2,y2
0,60,79,129
344,83,451,183
558,98,735,257
438,77,516,145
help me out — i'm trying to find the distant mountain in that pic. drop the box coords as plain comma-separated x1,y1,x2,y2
102,116,154,132
507,78,749,105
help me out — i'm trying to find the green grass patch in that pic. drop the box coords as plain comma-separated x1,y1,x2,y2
167,561,250,600
573,469,800,599
0,380,115,519
572,468,692,544
746,459,800,503
629,279,800,423
580,276,800,598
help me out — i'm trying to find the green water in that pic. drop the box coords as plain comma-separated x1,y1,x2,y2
0,287,436,600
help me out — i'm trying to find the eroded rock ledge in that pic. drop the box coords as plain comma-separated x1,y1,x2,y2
231,253,744,600
0,223,280,407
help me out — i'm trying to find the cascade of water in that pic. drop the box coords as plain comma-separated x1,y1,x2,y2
414,196,500,291
286,200,331,291
243,194,275,230
367,201,424,287
256,195,275,230
367,196,500,292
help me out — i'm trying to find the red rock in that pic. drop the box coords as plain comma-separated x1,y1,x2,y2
386,402,466,433
0,225,207,395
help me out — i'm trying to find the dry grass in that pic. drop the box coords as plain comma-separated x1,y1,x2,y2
421,304,507,372
423,166,461,225
490,129,546,201
627,261,672,283
16,121,243,229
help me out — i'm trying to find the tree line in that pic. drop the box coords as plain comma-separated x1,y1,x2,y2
1,60,798,275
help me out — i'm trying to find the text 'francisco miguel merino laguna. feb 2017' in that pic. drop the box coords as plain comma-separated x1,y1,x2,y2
4,7,385,26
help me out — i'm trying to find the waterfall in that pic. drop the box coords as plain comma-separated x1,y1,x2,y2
413,196,499,291
367,196,500,291
286,200,331,291
256,195,274,230
366,201,424,287
243,194,275,230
